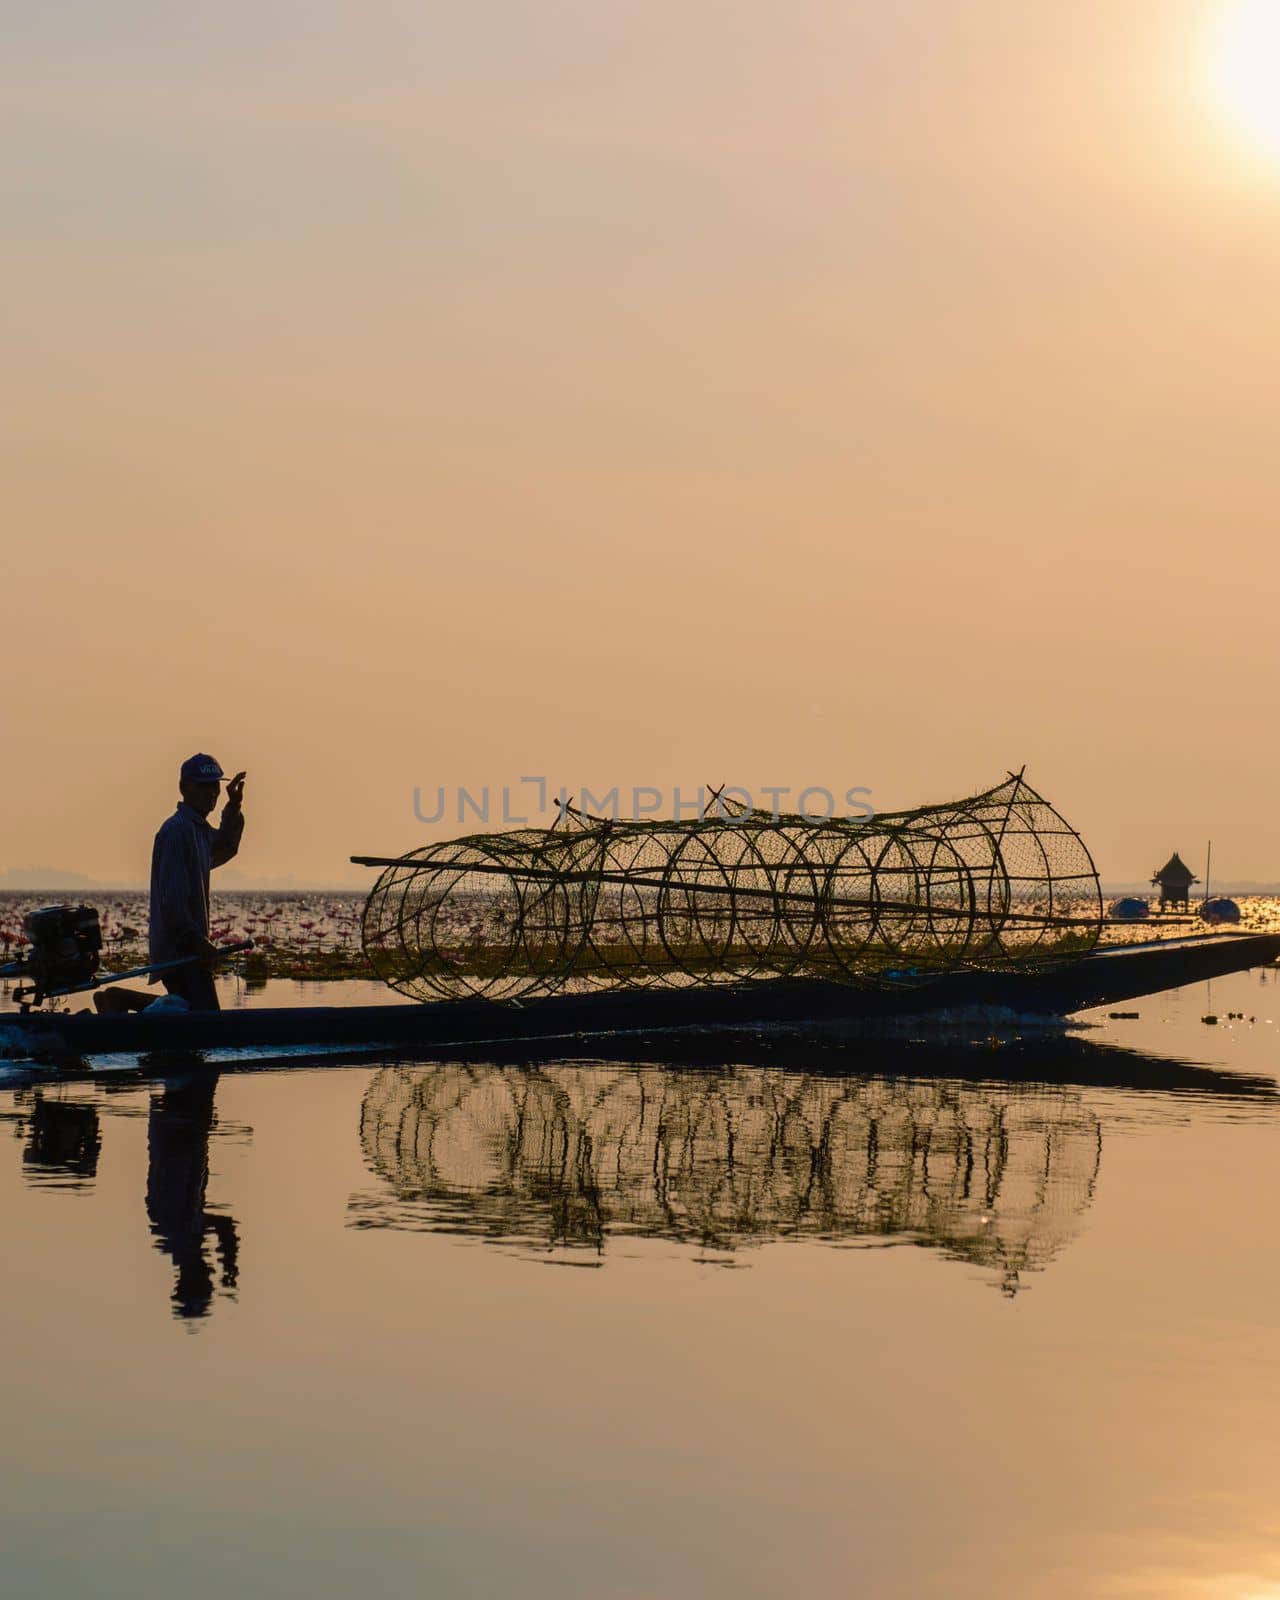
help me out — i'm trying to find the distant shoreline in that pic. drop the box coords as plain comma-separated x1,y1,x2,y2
5,884,1280,898
0,884,365,896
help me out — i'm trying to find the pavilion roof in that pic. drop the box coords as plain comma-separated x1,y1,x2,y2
1152,851,1198,884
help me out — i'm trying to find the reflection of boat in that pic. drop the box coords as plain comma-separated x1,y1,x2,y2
5,932,1280,1063
348,1045,1274,1293
13,1094,101,1183
2,1075,240,1321
467,1027,1280,1096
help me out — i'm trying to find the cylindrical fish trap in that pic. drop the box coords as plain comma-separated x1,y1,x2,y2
359,773,1101,1003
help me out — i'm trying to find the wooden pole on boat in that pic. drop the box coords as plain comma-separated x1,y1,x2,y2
1205,839,1212,906
350,855,1185,929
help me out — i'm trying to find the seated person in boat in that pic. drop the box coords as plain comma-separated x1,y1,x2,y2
146,754,246,1012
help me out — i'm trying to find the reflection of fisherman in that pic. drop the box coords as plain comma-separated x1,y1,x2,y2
146,1075,238,1320
149,754,246,1012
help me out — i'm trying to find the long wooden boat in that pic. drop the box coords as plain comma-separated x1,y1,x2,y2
2,932,1277,1062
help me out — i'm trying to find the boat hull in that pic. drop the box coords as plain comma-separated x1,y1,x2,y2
3,933,1277,1060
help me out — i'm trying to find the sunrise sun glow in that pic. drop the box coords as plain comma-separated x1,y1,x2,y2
1210,0,1280,162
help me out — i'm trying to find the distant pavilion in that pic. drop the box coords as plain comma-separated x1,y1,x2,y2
1152,852,1198,910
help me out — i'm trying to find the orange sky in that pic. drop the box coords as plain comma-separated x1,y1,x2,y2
4,1,1279,886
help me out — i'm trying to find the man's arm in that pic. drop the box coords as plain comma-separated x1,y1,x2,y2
211,771,246,870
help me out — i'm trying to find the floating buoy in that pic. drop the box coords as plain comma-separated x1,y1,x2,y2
1108,897,1150,921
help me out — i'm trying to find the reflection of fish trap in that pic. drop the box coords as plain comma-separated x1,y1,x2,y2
356,773,1101,1003
354,1063,1102,1290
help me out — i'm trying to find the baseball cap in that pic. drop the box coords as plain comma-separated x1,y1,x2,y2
180,753,226,784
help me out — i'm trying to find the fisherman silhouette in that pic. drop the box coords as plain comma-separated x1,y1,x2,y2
149,755,247,1012
145,1074,239,1320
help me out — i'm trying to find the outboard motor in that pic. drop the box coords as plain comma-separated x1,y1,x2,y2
18,904,103,1005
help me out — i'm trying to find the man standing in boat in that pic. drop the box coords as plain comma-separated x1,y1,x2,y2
149,754,246,1011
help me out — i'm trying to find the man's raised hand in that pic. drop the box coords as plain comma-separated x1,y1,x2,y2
226,771,247,808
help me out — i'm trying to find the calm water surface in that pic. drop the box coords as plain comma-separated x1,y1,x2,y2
4,970,1280,1599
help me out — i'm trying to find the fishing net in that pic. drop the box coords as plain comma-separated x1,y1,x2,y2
359,773,1101,1002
